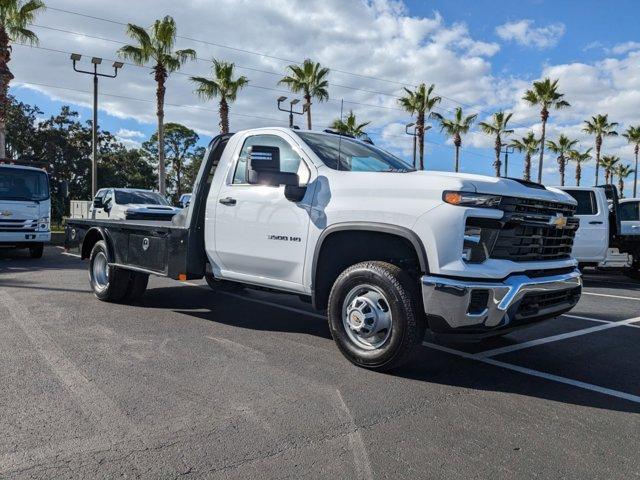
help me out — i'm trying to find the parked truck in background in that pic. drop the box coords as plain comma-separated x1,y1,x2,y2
0,163,51,258
557,185,640,277
66,128,583,370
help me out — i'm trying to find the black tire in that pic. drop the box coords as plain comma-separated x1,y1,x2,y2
624,261,640,280
327,261,426,371
204,271,244,292
89,240,131,302
29,244,44,259
125,271,149,301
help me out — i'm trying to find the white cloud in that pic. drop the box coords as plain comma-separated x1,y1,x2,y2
116,128,145,139
496,19,565,49
608,41,640,55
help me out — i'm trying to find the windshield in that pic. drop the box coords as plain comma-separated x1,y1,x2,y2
114,190,168,206
0,166,50,202
296,132,414,172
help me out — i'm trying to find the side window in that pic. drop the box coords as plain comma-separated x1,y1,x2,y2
232,134,309,185
103,189,114,207
619,202,640,221
564,190,597,215
94,190,106,202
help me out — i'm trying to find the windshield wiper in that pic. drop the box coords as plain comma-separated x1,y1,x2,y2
384,168,413,173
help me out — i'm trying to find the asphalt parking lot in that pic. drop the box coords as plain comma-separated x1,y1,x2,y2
1,247,640,479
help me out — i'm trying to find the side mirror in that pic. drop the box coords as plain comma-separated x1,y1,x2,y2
93,198,103,209
247,145,299,187
177,201,184,208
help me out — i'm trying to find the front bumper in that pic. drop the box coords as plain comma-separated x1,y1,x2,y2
421,269,582,338
0,231,50,245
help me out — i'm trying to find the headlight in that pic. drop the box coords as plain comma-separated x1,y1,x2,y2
443,191,502,208
37,216,50,231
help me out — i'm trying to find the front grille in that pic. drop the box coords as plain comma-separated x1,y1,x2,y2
516,286,581,319
489,197,578,262
0,218,38,232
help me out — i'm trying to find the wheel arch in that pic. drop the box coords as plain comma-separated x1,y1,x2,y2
311,222,428,309
81,227,114,260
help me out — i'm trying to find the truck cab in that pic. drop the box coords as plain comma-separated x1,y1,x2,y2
0,163,51,258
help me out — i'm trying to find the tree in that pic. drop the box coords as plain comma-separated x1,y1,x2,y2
622,125,640,197
510,132,540,181
6,94,41,159
522,78,570,183
143,122,199,202
601,155,620,185
118,16,196,195
398,83,441,170
0,0,45,160
545,134,578,186
191,58,248,134
430,107,477,173
278,58,329,130
567,148,592,186
582,114,618,186
479,111,514,177
99,147,155,191
183,145,206,190
330,110,370,138
614,163,634,198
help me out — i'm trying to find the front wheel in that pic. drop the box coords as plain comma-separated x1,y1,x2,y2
327,261,426,371
29,244,44,259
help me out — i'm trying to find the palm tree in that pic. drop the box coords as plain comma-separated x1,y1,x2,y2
278,59,329,130
0,0,45,160
398,83,441,170
545,135,578,186
601,155,620,185
568,148,592,186
622,125,640,197
330,110,370,139
522,78,570,183
430,107,477,172
191,59,248,135
583,114,618,186
479,111,514,177
614,163,634,198
510,132,540,181
118,16,196,195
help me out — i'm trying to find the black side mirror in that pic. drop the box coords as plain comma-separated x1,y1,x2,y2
93,198,103,209
248,145,299,187
177,201,184,208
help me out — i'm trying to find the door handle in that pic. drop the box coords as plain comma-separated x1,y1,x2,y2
589,221,603,224
219,197,237,206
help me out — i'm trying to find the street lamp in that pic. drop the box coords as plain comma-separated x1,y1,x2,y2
277,96,305,129
71,53,123,198
500,143,515,178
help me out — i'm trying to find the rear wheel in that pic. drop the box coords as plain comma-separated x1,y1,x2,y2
29,244,44,259
624,258,640,280
89,240,131,302
327,261,425,371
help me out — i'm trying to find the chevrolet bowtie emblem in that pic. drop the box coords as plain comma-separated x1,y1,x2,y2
0,210,12,217
549,213,567,229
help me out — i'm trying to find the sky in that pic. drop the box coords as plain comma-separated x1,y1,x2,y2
9,0,640,195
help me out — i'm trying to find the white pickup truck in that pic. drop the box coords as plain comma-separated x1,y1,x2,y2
66,128,582,370
0,163,51,258
557,185,640,277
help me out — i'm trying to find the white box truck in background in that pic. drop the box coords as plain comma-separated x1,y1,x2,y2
0,163,51,258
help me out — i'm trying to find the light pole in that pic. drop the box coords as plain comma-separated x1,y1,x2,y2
501,143,515,178
71,54,123,198
277,96,306,129
406,123,431,170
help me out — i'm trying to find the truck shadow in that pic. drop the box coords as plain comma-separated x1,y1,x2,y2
141,285,640,414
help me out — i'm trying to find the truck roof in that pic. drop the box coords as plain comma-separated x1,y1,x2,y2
0,163,48,173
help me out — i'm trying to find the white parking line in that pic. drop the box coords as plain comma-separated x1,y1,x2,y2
582,291,640,301
562,313,640,329
422,341,640,405
476,316,640,358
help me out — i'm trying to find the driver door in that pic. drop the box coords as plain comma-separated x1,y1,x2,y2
213,132,314,291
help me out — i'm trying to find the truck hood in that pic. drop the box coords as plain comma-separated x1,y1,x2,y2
124,204,179,213
0,199,46,220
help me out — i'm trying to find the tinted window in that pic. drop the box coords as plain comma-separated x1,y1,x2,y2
114,190,168,205
233,134,307,184
619,202,640,221
0,167,49,201
564,190,597,215
297,132,413,172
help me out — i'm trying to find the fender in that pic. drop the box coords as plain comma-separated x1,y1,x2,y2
311,221,429,286
81,226,115,260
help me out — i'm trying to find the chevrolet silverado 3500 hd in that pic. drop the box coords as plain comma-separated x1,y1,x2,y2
66,128,582,370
